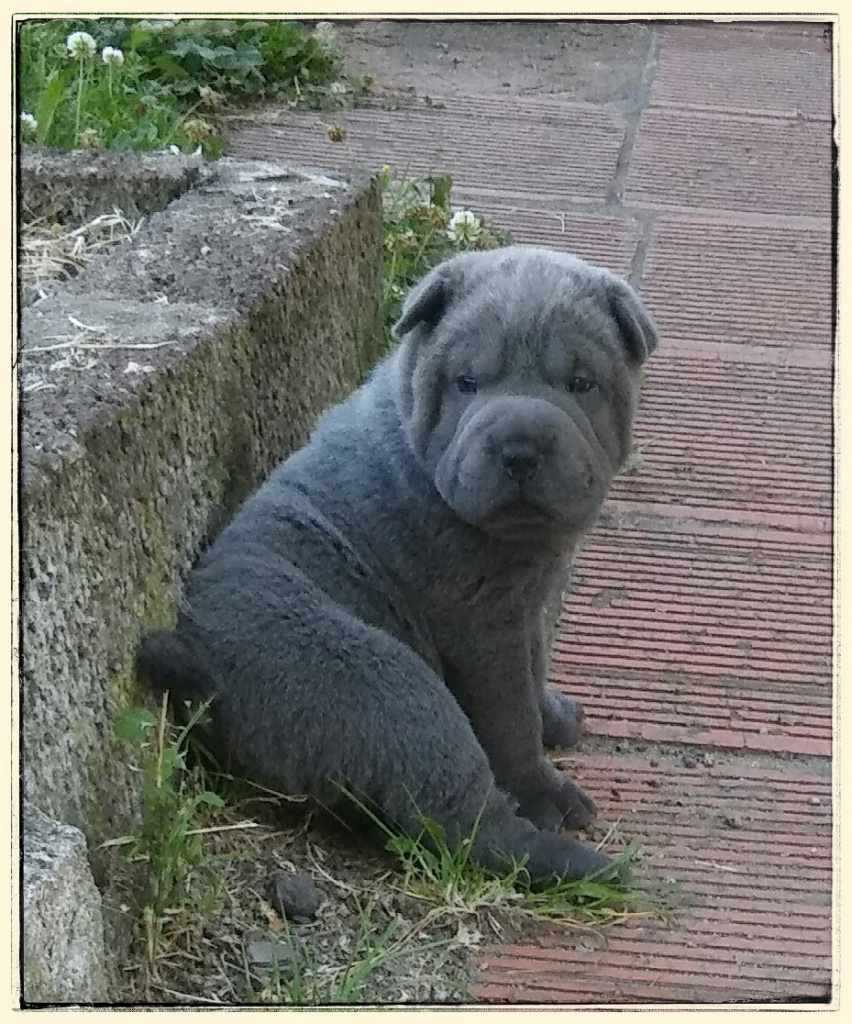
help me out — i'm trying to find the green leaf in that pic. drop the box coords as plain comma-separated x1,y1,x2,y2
200,135,225,159
150,54,192,81
157,743,183,784
140,778,162,803
418,815,447,846
169,40,230,61
428,175,453,212
34,65,74,144
124,26,153,52
114,706,157,743
197,790,225,808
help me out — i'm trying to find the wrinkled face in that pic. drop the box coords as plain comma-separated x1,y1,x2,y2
393,246,658,543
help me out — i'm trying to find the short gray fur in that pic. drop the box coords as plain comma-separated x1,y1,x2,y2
139,245,657,883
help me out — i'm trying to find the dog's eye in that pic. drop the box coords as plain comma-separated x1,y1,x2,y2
567,376,596,394
456,375,477,395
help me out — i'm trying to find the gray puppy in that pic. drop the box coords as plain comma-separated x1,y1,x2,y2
139,245,657,883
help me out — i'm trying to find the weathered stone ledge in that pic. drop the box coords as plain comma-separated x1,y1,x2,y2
20,152,384,1001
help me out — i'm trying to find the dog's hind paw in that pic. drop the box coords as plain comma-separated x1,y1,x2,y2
541,686,585,749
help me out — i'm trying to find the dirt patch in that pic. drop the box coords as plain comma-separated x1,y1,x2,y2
336,18,654,108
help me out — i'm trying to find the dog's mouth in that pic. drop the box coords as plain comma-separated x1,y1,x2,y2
492,499,552,523
480,499,558,540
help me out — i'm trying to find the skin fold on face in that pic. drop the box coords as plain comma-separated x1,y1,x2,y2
393,247,654,542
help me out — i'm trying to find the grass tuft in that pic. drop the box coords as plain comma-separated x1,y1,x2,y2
336,781,666,938
245,897,453,1005
111,694,225,972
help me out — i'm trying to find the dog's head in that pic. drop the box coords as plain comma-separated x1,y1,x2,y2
392,245,657,542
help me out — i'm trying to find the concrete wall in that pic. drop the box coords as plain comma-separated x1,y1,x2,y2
19,153,384,1000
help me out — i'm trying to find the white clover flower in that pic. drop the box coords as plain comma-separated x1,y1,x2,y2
66,31,97,59
328,80,347,95
313,20,340,56
446,209,483,243
101,46,124,67
314,21,337,42
78,127,101,149
20,111,38,134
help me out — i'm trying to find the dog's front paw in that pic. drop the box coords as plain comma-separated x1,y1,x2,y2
524,832,621,885
514,761,596,832
551,772,597,830
541,687,585,749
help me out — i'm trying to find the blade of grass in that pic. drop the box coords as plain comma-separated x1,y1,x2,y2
34,65,74,144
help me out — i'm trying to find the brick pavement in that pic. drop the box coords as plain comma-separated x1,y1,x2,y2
228,18,834,1004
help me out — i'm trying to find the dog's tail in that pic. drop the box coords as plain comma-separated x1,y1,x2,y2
136,629,218,718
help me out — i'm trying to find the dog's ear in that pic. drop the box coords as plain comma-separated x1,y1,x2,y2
392,262,455,339
605,276,658,364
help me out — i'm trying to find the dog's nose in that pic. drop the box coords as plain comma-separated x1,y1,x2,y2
501,440,542,481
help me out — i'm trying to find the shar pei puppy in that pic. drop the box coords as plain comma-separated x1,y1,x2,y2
139,244,657,883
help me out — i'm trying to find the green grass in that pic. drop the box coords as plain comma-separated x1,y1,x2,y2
338,783,665,936
390,820,653,924
111,695,226,970
17,17,342,155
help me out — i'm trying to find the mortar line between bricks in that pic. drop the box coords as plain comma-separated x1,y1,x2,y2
605,23,664,214
451,188,833,233
604,26,664,286
629,210,657,288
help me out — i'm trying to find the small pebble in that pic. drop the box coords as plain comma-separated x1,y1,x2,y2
269,870,321,922
247,936,292,968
